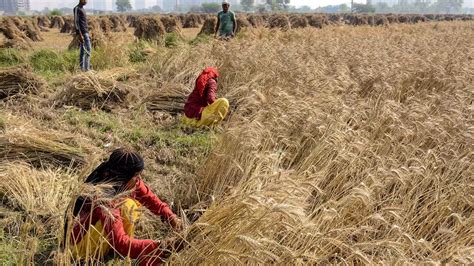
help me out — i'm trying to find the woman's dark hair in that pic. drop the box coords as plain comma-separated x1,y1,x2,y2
85,148,145,187
73,148,144,216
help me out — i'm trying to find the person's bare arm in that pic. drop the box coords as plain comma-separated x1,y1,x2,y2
232,15,237,37
215,15,221,37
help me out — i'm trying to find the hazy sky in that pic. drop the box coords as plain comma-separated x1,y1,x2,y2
292,0,350,8
27,0,474,10
30,0,355,10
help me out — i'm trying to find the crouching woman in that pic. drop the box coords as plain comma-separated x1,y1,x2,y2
63,148,183,265
182,67,230,127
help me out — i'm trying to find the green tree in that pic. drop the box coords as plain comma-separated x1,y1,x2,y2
353,3,375,13
339,3,350,12
266,0,290,11
50,9,62,16
202,3,220,13
116,0,132,12
190,5,203,12
434,0,463,13
150,5,162,12
297,5,312,12
374,2,389,12
241,0,255,11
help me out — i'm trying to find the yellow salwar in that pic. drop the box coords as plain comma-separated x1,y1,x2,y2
70,198,142,260
182,98,230,127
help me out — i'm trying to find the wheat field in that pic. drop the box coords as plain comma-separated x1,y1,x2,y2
0,21,473,264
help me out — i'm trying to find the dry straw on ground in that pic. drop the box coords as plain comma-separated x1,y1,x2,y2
142,83,190,114
0,114,87,167
0,66,46,99
54,73,129,111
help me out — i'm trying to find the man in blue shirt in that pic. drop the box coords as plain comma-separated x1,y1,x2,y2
74,0,91,71
215,1,237,38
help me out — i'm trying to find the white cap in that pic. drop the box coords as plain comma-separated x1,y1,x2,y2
222,1,230,5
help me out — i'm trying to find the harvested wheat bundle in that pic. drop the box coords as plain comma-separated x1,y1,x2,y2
247,14,265,28
110,15,127,32
236,16,250,33
37,15,51,28
134,16,166,41
444,15,456,21
22,17,42,33
0,66,46,100
55,73,129,111
307,15,326,29
183,14,200,28
328,14,343,24
100,16,112,35
34,16,51,32
386,14,399,24
50,16,65,29
160,16,183,34
198,14,208,24
0,115,87,168
397,15,410,23
143,83,189,115
128,15,139,28
268,14,290,31
60,17,74,33
411,15,427,23
347,14,369,26
368,15,376,26
99,67,139,82
177,14,186,25
198,17,217,35
68,18,105,50
0,18,31,49
375,15,389,26
10,16,23,27
289,14,308,28
19,19,44,42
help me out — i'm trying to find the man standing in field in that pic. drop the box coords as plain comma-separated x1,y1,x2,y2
74,0,91,72
215,1,237,39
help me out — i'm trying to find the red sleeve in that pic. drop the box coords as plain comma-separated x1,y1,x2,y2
99,208,163,265
131,178,176,221
206,79,217,105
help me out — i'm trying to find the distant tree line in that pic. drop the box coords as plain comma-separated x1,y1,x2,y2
373,0,466,14
249,0,470,14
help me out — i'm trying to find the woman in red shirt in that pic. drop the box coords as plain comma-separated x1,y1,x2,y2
64,148,182,265
182,67,230,127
